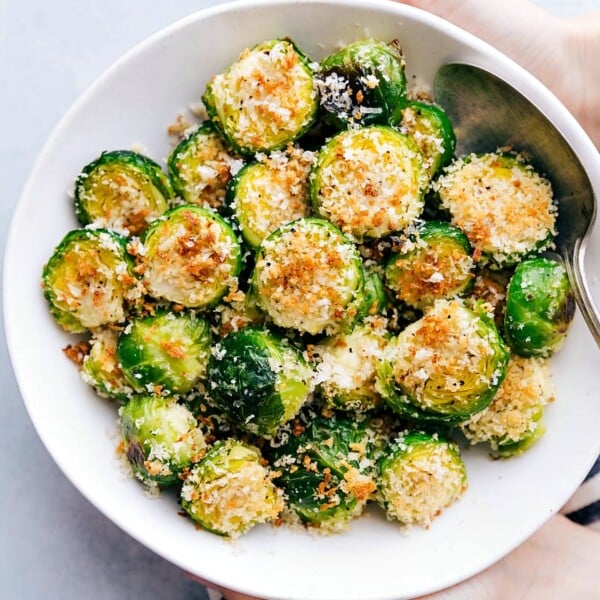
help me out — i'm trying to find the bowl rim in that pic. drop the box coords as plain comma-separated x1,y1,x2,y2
4,1,600,598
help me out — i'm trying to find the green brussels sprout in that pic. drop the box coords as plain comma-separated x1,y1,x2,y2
120,395,206,486
504,256,575,357
74,150,172,236
226,147,314,248
117,310,213,396
203,39,318,155
81,328,134,402
206,327,312,437
316,39,406,128
384,221,474,310
461,356,554,458
358,268,389,318
391,100,456,180
251,218,365,335
312,323,389,412
269,411,378,532
377,431,467,526
435,153,557,267
310,125,424,241
42,228,138,333
167,122,242,210
377,299,510,424
180,439,283,537
141,205,242,308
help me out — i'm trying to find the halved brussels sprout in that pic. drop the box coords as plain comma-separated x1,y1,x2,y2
312,322,389,412
203,39,319,155
167,122,242,210
142,205,242,308
435,153,557,266
384,221,474,310
74,150,172,235
251,218,365,335
391,100,456,180
120,395,206,486
269,411,377,532
378,431,467,526
358,268,389,319
504,256,575,357
206,327,312,437
226,147,314,248
180,439,283,537
461,356,554,458
310,125,424,241
316,39,406,128
42,229,138,333
81,328,134,402
117,310,213,396
377,299,510,424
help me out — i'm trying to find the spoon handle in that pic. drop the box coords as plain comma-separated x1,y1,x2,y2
564,240,600,347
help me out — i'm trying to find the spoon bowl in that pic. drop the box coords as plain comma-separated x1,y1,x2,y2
434,63,600,346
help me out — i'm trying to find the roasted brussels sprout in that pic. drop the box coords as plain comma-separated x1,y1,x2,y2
378,431,467,526
120,395,206,486
435,153,557,266
316,39,406,128
180,439,283,537
504,256,575,357
377,299,510,424
461,356,554,458
74,150,172,235
81,328,134,402
358,268,389,318
167,122,242,210
312,323,388,412
203,39,319,155
141,205,242,308
206,327,312,437
251,218,365,335
384,221,474,310
391,100,456,180
42,229,138,333
269,412,377,532
310,125,424,241
226,147,314,248
117,310,213,396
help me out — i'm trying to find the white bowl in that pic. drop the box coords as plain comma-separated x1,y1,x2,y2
5,1,600,598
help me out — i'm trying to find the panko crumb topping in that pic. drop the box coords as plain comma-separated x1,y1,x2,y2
314,127,423,240
436,153,557,263
461,356,554,448
210,40,317,150
254,220,361,335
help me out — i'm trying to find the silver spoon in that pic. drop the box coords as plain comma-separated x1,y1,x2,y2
434,63,600,347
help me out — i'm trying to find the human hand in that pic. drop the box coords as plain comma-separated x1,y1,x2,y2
397,0,600,147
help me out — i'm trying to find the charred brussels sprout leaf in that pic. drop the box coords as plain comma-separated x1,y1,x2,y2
269,412,377,531
504,256,575,357
385,221,474,310
180,439,283,537
120,395,206,486
378,431,467,525
142,205,242,308
42,228,137,333
317,39,406,128
206,327,312,437
377,299,509,424
117,310,213,395
74,150,172,235
203,39,318,155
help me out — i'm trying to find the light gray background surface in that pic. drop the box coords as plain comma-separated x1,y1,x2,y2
1,1,599,599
